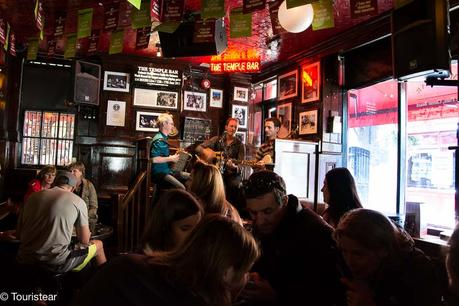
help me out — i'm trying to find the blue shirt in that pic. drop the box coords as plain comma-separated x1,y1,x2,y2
150,132,171,175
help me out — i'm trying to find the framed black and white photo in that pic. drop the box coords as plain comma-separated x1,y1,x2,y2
210,88,223,108
278,69,298,100
299,109,318,135
133,88,179,110
103,71,130,92
233,86,249,102
231,104,248,129
277,103,292,138
135,111,161,132
235,131,246,144
183,91,207,112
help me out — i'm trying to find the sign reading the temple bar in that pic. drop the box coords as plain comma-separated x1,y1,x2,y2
162,0,185,22
350,0,378,19
210,49,261,73
134,65,182,87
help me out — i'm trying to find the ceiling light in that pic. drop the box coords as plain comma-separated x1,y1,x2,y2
278,1,314,33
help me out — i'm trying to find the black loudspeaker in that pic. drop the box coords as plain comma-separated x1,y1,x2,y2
392,0,450,80
73,60,101,105
158,18,227,57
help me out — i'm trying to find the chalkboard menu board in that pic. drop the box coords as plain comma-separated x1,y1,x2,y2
182,117,212,145
134,65,182,88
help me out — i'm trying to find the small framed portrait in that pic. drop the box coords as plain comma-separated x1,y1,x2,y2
210,88,223,108
231,104,248,129
299,109,318,135
103,71,130,92
183,91,207,112
233,86,249,102
277,103,292,138
133,88,178,110
135,111,161,132
106,100,126,127
301,61,320,103
278,69,298,100
235,131,246,144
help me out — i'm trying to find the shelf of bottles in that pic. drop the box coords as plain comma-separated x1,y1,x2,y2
22,110,75,166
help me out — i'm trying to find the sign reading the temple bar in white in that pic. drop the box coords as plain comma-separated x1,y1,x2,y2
134,65,182,87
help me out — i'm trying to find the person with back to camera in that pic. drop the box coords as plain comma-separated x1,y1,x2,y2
73,214,260,306
241,170,345,306
446,225,459,305
334,208,443,306
24,165,57,203
141,189,203,254
321,167,363,228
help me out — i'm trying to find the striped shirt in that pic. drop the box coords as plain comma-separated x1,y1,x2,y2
255,140,275,162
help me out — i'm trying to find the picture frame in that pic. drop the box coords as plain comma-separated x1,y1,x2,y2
277,103,292,138
231,104,248,129
233,86,249,102
183,91,207,112
135,110,161,132
301,61,320,103
299,109,318,135
235,131,246,144
103,71,130,92
209,88,223,108
133,88,179,109
106,100,126,127
278,69,298,100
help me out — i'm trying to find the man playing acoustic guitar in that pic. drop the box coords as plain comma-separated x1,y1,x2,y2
254,117,281,167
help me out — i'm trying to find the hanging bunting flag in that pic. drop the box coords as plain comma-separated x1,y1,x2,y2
193,19,216,44
286,0,318,9
150,0,162,22
27,40,39,60
243,0,266,14
34,0,45,33
109,29,125,54
64,34,77,59
131,2,151,29
87,30,100,54
350,0,378,19
104,2,120,31
127,0,142,10
54,13,66,37
47,37,56,58
201,0,225,20
312,0,334,31
135,27,150,49
4,22,10,51
230,9,252,38
269,0,285,36
161,0,185,22
77,8,93,39
9,32,16,56
0,19,5,46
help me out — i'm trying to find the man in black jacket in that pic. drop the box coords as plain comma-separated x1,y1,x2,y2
241,170,345,306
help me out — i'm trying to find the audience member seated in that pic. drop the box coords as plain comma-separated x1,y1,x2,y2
446,225,459,306
321,167,363,228
16,171,106,273
68,161,98,227
334,208,443,306
141,189,203,254
23,165,56,203
241,170,345,306
73,214,260,306
188,160,242,224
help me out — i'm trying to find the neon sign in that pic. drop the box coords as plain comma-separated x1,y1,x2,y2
210,49,261,73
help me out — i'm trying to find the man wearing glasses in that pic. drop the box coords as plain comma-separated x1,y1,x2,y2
240,170,345,306
150,113,189,190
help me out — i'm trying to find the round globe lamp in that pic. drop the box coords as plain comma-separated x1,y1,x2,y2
278,1,314,33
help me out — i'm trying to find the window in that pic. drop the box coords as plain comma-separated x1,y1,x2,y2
22,110,75,166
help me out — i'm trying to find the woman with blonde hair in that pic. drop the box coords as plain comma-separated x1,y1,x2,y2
188,160,242,224
74,214,260,306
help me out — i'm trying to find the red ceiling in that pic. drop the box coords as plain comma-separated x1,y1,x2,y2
1,0,394,67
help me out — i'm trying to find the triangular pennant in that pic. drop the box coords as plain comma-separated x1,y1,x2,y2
128,0,142,10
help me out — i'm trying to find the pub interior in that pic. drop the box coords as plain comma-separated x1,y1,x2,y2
0,0,459,305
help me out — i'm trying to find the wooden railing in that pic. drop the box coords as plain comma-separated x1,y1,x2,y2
112,170,151,253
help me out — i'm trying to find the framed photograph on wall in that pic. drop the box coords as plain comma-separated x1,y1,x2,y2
103,71,130,92
278,69,298,100
106,100,126,127
277,103,292,138
233,86,249,102
235,131,246,144
299,109,318,135
133,88,179,109
210,88,223,108
301,61,320,103
183,91,207,112
135,111,161,132
232,104,248,129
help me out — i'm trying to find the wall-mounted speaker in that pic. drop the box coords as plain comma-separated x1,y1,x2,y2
73,60,101,105
392,0,450,80
158,18,227,58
